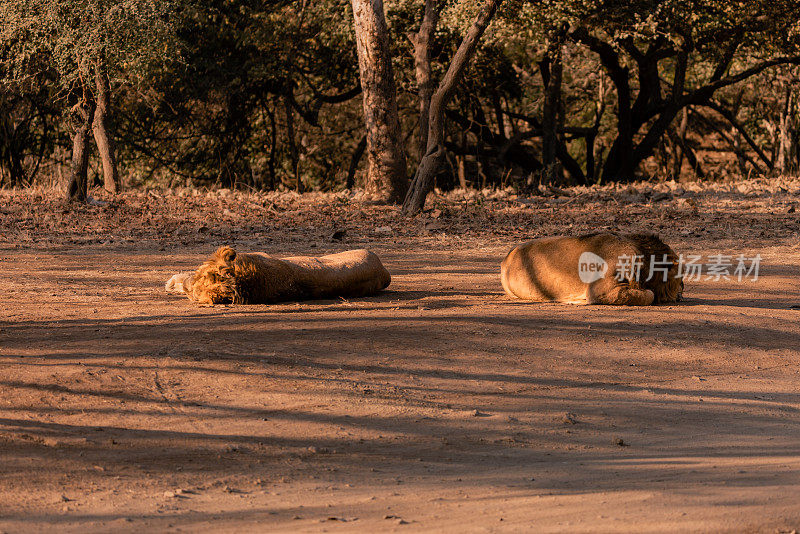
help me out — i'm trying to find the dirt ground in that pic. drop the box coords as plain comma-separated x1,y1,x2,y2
1,179,800,533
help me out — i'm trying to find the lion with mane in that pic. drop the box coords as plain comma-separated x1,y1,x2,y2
166,246,391,305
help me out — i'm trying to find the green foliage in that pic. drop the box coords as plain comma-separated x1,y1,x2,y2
2,0,800,189
0,0,180,93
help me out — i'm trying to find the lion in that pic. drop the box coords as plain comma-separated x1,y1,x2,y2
166,246,391,305
500,233,683,305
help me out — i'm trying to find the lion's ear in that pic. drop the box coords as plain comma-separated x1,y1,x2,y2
214,246,237,264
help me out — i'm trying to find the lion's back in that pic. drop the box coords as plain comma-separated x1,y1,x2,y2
501,236,600,303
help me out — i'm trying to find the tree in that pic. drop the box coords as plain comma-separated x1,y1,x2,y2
539,31,566,185
0,0,179,200
351,0,408,202
559,0,800,181
99,0,361,192
0,79,55,187
403,0,504,215
4,0,800,196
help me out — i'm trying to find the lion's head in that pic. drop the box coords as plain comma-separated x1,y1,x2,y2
189,246,240,304
627,233,683,304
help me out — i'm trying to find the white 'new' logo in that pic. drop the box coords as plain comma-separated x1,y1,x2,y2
578,252,608,284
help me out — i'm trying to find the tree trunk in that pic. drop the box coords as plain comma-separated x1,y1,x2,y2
0,105,21,186
668,125,704,179
599,75,632,181
670,108,688,180
412,0,438,161
585,132,596,183
346,135,368,189
457,155,467,188
457,128,468,188
92,68,120,193
283,92,303,193
569,28,634,183
491,91,507,138
732,126,749,176
777,86,795,174
265,100,278,190
622,104,681,178
540,43,563,185
351,0,408,202
7,150,24,187
65,86,96,202
403,0,503,215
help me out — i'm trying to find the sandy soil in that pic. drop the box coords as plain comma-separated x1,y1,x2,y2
1,180,799,533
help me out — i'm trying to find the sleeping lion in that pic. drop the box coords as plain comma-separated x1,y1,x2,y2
501,233,683,305
166,246,391,304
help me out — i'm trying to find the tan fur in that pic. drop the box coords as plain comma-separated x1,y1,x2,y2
500,233,683,306
167,247,391,305
165,272,194,294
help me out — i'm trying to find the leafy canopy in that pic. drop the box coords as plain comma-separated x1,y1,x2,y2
0,0,179,93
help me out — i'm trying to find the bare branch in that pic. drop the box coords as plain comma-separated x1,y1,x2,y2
685,56,800,105
699,101,774,170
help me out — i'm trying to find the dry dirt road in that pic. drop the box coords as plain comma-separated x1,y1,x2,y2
1,239,800,533
1,182,800,532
